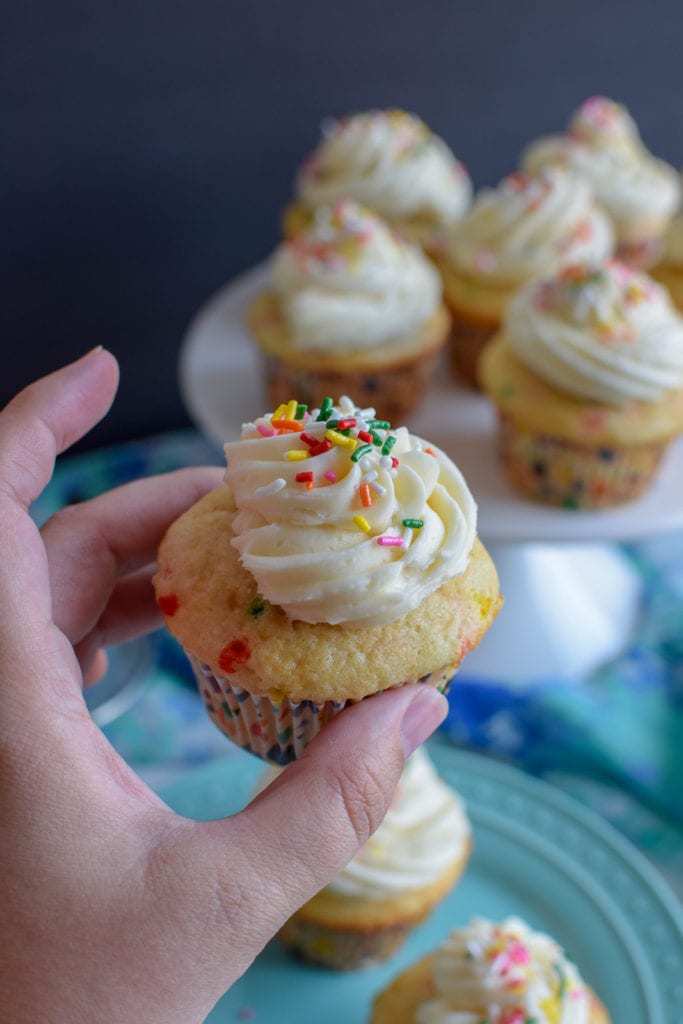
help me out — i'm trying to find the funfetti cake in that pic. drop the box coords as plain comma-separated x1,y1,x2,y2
154,396,501,764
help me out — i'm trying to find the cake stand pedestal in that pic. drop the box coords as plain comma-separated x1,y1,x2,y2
179,263,683,685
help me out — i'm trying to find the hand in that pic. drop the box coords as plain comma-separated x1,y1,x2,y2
0,349,448,1024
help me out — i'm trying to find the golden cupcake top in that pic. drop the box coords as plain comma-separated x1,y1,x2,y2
504,260,683,405
270,199,442,350
443,165,613,287
224,395,477,627
294,109,472,235
414,916,592,1024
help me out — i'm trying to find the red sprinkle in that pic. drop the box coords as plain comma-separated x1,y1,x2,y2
157,593,179,617
357,430,372,443
295,471,314,482
310,440,332,456
336,417,356,430
219,638,251,674
300,431,318,447
391,456,399,468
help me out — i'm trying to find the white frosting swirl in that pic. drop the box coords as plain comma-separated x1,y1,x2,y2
522,97,681,238
224,397,477,627
327,747,470,897
271,200,442,350
415,917,590,1024
445,166,613,287
296,109,472,229
506,261,683,405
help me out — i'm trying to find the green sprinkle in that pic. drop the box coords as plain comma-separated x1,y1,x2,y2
381,435,397,456
248,599,269,619
369,429,382,445
220,702,233,719
351,443,373,463
367,419,390,429
326,418,339,428
316,397,334,421
402,518,424,529
295,403,307,420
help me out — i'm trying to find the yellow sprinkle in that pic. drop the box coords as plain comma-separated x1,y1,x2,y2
286,400,298,420
326,429,357,449
273,403,288,420
353,515,371,532
285,450,308,461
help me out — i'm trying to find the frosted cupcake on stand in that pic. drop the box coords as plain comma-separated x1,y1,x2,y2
247,199,451,421
283,109,472,253
521,96,680,270
437,165,613,386
370,916,611,1022
274,747,472,969
480,260,683,508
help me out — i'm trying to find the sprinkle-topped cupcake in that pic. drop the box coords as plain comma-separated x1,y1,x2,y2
370,916,611,1023
283,109,472,252
248,200,451,421
438,165,613,386
521,96,680,269
651,186,683,312
154,396,501,763
274,747,472,968
479,260,683,508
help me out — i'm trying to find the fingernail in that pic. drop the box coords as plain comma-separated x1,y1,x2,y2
400,687,449,760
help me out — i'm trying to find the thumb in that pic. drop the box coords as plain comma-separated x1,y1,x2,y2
179,683,448,986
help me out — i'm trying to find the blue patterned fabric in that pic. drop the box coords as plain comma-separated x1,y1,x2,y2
32,430,683,898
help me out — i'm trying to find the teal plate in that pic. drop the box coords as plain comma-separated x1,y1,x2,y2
159,741,683,1023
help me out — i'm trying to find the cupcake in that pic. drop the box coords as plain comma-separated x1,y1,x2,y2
247,199,452,423
154,396,501,765
274,747,472,969
438,165,613,387
521,96,681,270
651,206,683,311
283,109,472,253
370,916,611,1023
479,260,683,509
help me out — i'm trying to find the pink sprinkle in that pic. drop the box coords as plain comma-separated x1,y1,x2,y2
377,535,403,547
257,423,276,437
324,471,337,482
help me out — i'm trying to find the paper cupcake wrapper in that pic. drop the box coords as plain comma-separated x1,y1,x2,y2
276,914,414,971
189,654,457,766
497,412,667,510
448,310,499,389
260,346,443,426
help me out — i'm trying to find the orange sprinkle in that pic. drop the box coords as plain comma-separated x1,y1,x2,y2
271,418,304,432
425,447,437,457
305,481,314,490
360,482,373,507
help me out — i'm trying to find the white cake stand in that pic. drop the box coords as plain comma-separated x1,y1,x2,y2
178,263,683,684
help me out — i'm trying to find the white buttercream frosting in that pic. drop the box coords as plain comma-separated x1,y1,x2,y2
414,917,590,1024
445,166,613,287
271,200,442,350
224,397,477,627
505,261,683,405
327,747,470,897
522,97,681,238
296,109,472,231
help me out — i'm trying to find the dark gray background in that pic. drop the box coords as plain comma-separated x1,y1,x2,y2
3,0,682,449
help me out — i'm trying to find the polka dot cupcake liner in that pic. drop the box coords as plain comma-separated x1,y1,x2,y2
497,412,668,509
189,654,457,766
